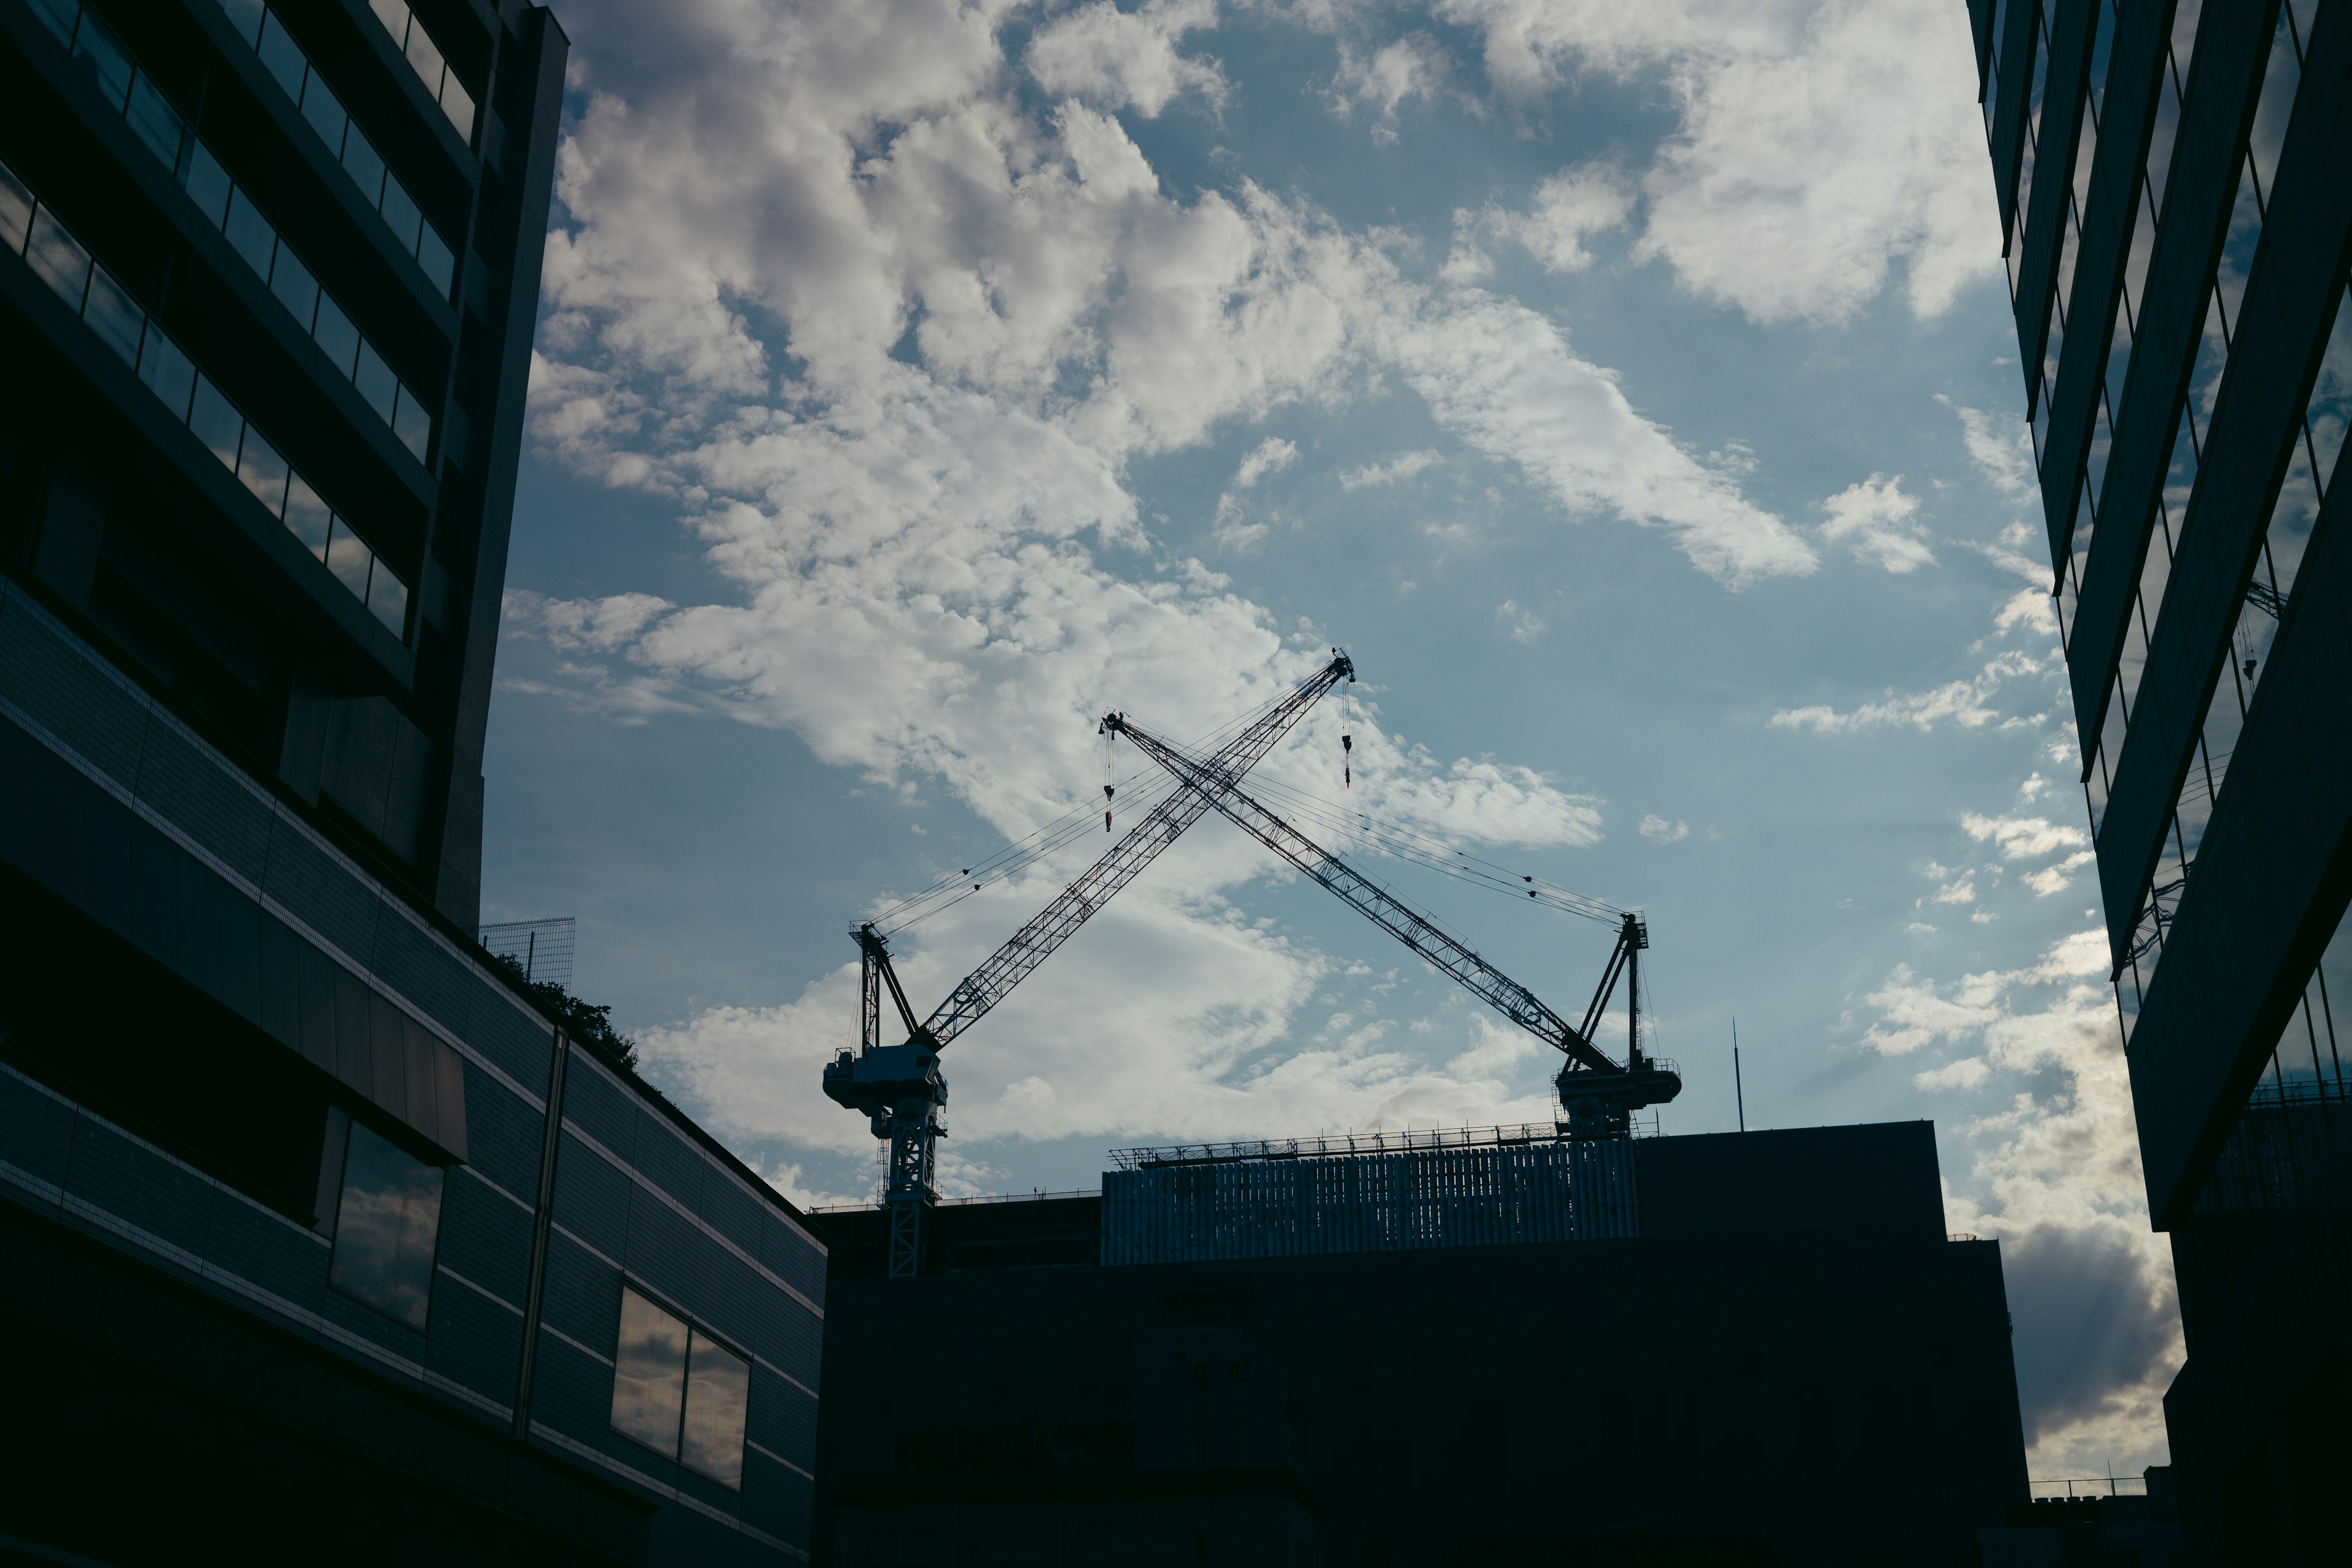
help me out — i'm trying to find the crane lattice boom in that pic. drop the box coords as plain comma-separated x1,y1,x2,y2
1103,713,1681,1137
823,653,1356,1277
916,654,1357,1052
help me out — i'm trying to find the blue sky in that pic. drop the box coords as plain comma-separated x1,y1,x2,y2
486,0,2173,1475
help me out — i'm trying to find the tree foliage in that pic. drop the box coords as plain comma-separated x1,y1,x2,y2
489,954,640,1072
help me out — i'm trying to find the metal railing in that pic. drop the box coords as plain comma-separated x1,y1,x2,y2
1107,1114,1681,1169
2029,1477,2149,1499
809,1188,1096,1215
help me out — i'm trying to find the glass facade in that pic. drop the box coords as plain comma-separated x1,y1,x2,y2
1973,0,2352,1551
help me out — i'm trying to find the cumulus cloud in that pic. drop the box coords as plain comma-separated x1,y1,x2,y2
1027,0,1227,118
1383,290,1817,584
1412,0,1999,323
1944,395,2039,502
1340,450,1443,488
1638,814,1689,843
1961,812,2088,863
1860,928,2179,1472
1460,160,1637,274
1820,473,1934,573
1233,436,1298,488
1770,650,2043,734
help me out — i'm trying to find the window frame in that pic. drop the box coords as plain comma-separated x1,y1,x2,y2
608,1280,754,1491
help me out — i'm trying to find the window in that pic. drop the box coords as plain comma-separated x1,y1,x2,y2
32,0,439,458
610,1284,751,1490
213,0,461,295
329,1119,445,1330
0,155,413,637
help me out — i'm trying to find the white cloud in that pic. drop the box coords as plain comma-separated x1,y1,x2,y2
1339,449,1443,488
2021,850,2097,896
1381,289,1817,584
1638,814,1689,843
1233,435,1298,488
1770,649,2043,734
1413,0,1997,325
1330,33,1457,125
1960,812,2088,862
1944,395,2039,501
1462,160,1636,274
1027,0,1227,118
1820,473,1934,573
1857,929,2178,1474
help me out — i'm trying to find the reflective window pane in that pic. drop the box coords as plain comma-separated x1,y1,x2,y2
611,1286,692,1457
135,325,196,420
124,74,185,170
325,519,374,598
391,383,432,462
223,186,278,280
299,72,350,158
438,75,475,139
179,141,233,229
69,10,135,111
328,1120,443,1332
403,23,447,97
268,245,320,332
353,341,399,423
83,265,145,367
236,427,290,518
369,0,411,48
2310,285,2352,499
254,9,307,102
218,0,265,48
2246,12,2304,204
313,293,362,378
379,176,424,255
368,565,409,636
341,128,388,209
680,1332,750,1490
187,375,243,469
26,207,92,309
0,161,32,254
415,224,454,298
25,0,74,47
284,473,332,560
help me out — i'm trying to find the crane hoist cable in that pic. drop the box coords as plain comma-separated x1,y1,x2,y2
822,652,1358,1278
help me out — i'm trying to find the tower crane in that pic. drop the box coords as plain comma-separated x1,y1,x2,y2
1101,713,1681,1137
823,654,1356,1277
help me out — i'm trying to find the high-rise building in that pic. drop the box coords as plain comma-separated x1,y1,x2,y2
1968,1,2351,1556
0,1,824,1559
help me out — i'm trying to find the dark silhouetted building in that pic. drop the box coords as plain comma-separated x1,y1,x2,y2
1967,1,2351,1558
0,0,823,1559
807,1123,2029,1566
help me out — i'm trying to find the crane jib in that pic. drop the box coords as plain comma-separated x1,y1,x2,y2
1107,717,1624,1080
911,654,1355,1052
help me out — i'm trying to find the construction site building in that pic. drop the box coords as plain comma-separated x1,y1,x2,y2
805,1120,2029,1567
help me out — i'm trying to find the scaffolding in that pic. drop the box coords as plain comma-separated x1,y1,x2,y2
1100,1127,1638,1265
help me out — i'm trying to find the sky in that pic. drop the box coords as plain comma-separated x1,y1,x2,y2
483,0,2178,1478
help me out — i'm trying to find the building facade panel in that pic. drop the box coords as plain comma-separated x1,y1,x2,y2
0,2,826,1556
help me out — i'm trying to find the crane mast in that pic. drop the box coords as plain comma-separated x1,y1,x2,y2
824,654,1355,1276
1103,714,1680,1137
